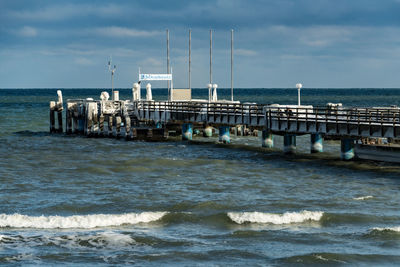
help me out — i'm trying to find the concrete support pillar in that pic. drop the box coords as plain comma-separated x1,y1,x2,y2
49,101,55,133
73,116,78,134
261,130,274,148
182,123,193,140
311,133,323,153
204,125,213,137
92,112,99,136
57,110,63,133
78,105,85,134
341,138,355,160
125,116,131,140
66,105,72,134
108,116,113,137
219,126,230,144
99,115,105,136
283,134,296,154
86,113,92,136
115,116,122,138
78,117,85,134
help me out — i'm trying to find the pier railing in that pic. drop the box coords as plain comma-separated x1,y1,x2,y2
266,106,400,138
133,101,266,126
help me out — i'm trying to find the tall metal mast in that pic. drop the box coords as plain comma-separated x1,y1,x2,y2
231,29,234,102
210,29,212,84
189,29,191,90
167,29,170,100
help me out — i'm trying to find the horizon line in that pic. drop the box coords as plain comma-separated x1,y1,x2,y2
1,87,400,90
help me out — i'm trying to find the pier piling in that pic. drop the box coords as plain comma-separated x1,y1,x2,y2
99,115,105,136
284,134,296,154
66,103,73,134
49,101,56,133
262,130,274,148
57,109,63,133
49,100,63,133
204,125,213,137
311,133,323,153
341,138,355,160
115,116,122,138
125,116,131,140
182,123,193,140
219,126,230,143
108,116,113,137
78,104,85,134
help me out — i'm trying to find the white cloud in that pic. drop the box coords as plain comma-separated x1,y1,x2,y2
144,57,163,67
18,26,37,37
235,49,257,56
299,26,352,47
38,46,140,58
93,27,162,38
8,4,126,21
74,57,94,65
265,25,352,47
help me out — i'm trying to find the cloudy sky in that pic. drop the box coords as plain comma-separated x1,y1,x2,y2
1,0,400,88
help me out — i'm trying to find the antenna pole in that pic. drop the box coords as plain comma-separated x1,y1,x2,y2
210,29,212,84
231,29,234,102
112,69,114,99
167,29,170,101
108,57,116,100
189,29,191,90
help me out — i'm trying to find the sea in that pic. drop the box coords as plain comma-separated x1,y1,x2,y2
1,88,400,266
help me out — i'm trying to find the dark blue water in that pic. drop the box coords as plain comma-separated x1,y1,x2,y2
1,88,400,266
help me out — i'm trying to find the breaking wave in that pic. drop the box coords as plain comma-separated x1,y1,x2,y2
0,212,168,229
371,226,400,233
227,210,324,225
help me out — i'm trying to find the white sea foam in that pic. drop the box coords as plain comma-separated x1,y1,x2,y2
5,254,40,262
353,195,373,200
0,212,167,229
53,231,136,249
372,226,400,232
227,210,324,224
315,255,329,262
0,231,137,250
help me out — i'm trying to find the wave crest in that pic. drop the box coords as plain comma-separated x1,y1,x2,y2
371,226,400,233
227,210,324,224
0,212,167,229
353,196,373,200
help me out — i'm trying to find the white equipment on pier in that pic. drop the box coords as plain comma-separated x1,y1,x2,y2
132,83,141,101
212,84,218,102
146,83,153,101
100,91,110,101
208,84,212,102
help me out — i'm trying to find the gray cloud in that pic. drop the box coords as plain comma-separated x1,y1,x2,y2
1,0,400,88
16,26,38,37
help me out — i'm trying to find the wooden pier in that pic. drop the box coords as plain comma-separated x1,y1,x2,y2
50,91,400,161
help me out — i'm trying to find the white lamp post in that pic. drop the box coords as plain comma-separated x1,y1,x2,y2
296,83,302,106
207,83,212,102
212,83,218,102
